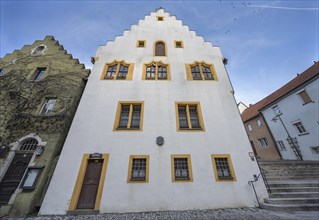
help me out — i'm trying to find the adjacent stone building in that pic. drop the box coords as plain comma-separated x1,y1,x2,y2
40,9,267,215
0,36,90,217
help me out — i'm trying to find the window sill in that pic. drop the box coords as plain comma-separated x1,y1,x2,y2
298,132,309,136
114,128,142,132
178,128,204,132
302,101,314,105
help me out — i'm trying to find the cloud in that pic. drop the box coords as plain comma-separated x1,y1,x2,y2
249,5,319,11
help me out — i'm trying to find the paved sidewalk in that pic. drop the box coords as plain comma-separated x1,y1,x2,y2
4,208,319,220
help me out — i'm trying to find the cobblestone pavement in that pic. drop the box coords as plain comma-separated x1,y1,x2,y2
3,208,319,220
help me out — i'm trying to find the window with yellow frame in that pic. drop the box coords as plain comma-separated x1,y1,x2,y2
211,154,236,182
171,154,193,182
175,102,205,131
142,61,170,80
127,155,149,183
113,101,144,131
185,62,218,81
100,61,134,80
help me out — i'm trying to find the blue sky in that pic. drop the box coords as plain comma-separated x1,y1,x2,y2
1,1,318,105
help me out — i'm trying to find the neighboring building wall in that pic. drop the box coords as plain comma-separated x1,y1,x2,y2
237,102,248,114
244,116,281,160
0,36,90,217
261,77,319,161
40,9,267,215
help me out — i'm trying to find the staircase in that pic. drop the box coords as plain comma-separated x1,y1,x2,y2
258,160,319,211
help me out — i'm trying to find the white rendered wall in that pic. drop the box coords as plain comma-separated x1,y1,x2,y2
40,9,268,215
261,78,319,161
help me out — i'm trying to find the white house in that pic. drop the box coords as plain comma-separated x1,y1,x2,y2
40,9,267,215
260,62,319,161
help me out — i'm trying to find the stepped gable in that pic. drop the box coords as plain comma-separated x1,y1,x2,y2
100,8,215,50
242,61,319,122
1,36,89,72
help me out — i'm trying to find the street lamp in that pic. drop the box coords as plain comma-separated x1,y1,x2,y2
271,115,303,160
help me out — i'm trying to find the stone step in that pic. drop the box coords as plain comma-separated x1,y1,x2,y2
269,187,319,193
268,181,319,188
260,202,319,211
269,192,319,198
266,177,319,181
264,197,319,204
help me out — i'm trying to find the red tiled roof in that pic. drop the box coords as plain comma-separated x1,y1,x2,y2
242,62,319,122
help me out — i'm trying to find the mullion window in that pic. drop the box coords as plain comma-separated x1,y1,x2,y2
174,158,189,180
202,65,213,80
157,65,167,79
105,64,117,78
146,64,156,79
189,106,200,128
118,105,130,128
116,64,128,79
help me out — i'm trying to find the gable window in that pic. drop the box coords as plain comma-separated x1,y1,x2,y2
256,119,263,128
211,154,236,181
297,90,312,105
185,62,218,81
154,41,166,56
114,101,144,131
247,124,252,132
171,155,193,182
174,41,183,48
175,102,204,131
34,67,47,81
277,140,286,151
137,40,146,48
258,138,268,148
40,98,56,114
272,105,281,116
157,16,164,21
100,61,133,80
127,155,149,183
292,120,307,135
143,62,170,80
0,68,5,76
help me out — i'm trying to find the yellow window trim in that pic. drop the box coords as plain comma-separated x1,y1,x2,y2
211,154,237,182
174,41,184,48
127,155,150,183
113,101,144,132
68,153,109,211
171,154,193,182
153,41,167,57
142,61,171,80
136,40,146,48
100,60,134,80
185,61,218,81
175,101,205,132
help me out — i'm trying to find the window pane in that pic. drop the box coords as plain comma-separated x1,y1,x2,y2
202,65,213,80
298,91,312,104
191,65,202,80
189,106,200,128
22,169,39,188
157,65,167,79
41,98,56,114
131,158,146,181
215,158,232,179
146,64,156,79
130,105,141,128
155,42,165,56
117,64,128,79
34,68,46,81
178,106,188,128
174,158,189,180
105,64,117,78
119,105,130,128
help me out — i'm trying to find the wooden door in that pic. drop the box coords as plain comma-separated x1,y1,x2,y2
76,159,103,209
0,153,32,204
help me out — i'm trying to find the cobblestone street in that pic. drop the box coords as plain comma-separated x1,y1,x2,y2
4,208,319,220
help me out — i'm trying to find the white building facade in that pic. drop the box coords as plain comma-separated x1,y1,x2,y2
40,9,267,215
260,63,319,161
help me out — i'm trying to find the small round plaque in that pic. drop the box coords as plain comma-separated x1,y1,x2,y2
156,136,164,146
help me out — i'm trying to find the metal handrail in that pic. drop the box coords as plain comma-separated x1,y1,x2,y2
259,168,271,193
248,168,270,208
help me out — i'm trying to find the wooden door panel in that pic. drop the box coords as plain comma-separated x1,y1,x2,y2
76,159,103,209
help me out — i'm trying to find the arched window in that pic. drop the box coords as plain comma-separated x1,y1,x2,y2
19,138,38,151
155,41,166,56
